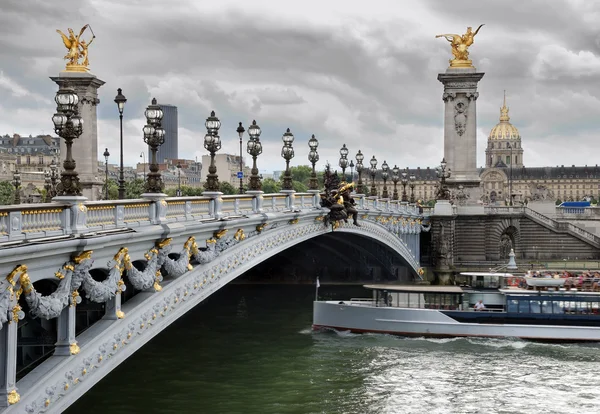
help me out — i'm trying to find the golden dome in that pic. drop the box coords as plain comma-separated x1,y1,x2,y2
488,93,520,140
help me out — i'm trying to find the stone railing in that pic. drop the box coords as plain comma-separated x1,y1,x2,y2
523,207,600,247
0,203,70,241
483,206,525,215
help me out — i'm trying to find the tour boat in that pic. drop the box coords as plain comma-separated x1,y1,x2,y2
312,272,600,342
524,276,567,288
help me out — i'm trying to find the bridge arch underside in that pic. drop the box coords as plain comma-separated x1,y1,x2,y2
5,219,421,414
238,232,417,285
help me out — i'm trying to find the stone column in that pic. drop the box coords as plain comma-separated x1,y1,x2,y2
0,305,20,408
54,292,79,356
280,189,296,211
51,72,105,201
246,190,264,213
438,68,484,205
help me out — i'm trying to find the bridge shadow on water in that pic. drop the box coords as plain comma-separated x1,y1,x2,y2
66,283,366,414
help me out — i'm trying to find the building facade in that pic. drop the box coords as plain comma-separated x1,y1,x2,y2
369,97,600,205
152,104,178,164
201,154,250,187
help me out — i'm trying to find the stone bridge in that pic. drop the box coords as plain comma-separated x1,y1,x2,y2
0,191,427,413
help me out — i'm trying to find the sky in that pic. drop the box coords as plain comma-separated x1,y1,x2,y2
1,0,600,173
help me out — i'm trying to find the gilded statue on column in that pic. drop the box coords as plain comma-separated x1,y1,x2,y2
56,24,96,72
436,24,484,68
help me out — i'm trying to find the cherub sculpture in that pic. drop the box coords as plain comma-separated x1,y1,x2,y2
436,24,484,67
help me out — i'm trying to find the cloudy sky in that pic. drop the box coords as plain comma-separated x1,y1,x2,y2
1,0,600,173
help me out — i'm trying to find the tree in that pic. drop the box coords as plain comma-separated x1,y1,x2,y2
126,179,145,199
292,180,308,192
219,181,237,195
281,165,324,189
102,179,119,200
262,178,281,194
0,181,15,205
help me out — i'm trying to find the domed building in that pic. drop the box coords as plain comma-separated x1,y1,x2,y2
485,94,523,169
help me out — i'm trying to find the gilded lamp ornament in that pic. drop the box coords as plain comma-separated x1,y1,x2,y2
436,24,484,68
56,24,96,72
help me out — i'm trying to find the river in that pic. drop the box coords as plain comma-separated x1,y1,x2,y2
67,285,600,414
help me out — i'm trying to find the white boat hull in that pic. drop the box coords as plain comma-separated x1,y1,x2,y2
313,301,600,341
524,277,566,287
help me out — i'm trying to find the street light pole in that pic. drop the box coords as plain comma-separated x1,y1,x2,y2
203,110,222,192
114,88,127,199
103,148,110,200
508,142,513,206
237,122,245,194
381,160,389,199
392,165,400,200
142,98,166,194
349,160,354,184
339,144,349,181
355,151,365,194
308,134,319,190
369,156,377,197
177,162,182,196
12,170,21,204
140,152,146,181
281,128,295,190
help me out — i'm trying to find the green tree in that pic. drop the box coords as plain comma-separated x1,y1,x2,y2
292,180,308,192
281,165,324,188
126,179,146,199
555,199,562,206
0,181,15,205
262,178,281,194
218,181,237,195
102,179,119,200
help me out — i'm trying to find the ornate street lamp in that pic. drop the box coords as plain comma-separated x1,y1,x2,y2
401,168,409,202
339,144,349,181
392,165,400,200
103,148,110,200
281,128,295,190
52,84,83,197
308,134,319,190
349,160,355,183
355,150,365,194
246,120,263,191
409,173,416,203
12,170,21,204
203,110,222,192
381,160,389,198
114,88,127,199
49,158,58,198
142,98,165,193
176,162,182,196
435,157,452,200
369,156,377,197
44,171,52,203
140,152,146,181
237,122,245,194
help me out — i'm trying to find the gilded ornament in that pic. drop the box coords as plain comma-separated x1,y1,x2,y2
289,218,299,225
6,264,27,287
116,310,125,319
156,238,172,249
45,399,50,407
256,223,268,233
214,229,228,239
7,389,20,405
69,342,80,355
153,280,163,292
73,250,93,264
64,384,69,391
56,24,95,72
54,271,65,280
435,25,484,68
234,229,246,241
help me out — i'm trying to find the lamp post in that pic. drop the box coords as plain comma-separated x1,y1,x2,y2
435,157,452,200
508,142,513,206
247,120,263,191
381,160,389,198
308,134,319,190
281,128,295,190
369,156,377,197
203,110,222,192
339,144,349,181
49,158,58,198
409,173,416,203
176,162,182,196
349,160,355,184
52,83,83,197
142,98,165,193
140,152,146,181
237,122,245,194
355,150,365,194
12,170,21,204
392,165,400,200
103,148,110,200
114,88,127,199
44,171,52,203
401,169,408,202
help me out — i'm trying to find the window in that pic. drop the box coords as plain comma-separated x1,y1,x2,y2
38,156,44,164
26,156,31,165
506,156,511,164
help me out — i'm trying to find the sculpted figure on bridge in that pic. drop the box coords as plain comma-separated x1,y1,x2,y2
56,24,96,72
320,164,360,228
436,24,484,68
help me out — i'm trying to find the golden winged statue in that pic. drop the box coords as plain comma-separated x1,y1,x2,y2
56,24,96,72
436,24,484,68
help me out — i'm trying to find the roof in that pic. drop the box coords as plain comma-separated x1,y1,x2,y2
364,284,463,293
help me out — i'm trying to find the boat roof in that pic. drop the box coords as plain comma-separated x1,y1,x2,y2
364,284,463,293
460,272,514,278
